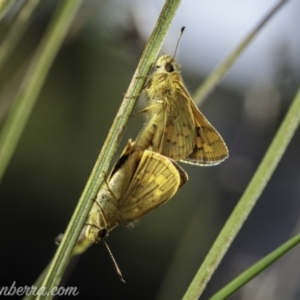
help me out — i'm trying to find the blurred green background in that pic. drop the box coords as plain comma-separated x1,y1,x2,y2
0,1,300,299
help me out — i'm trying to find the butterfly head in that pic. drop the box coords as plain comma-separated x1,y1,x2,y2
155,55,180,74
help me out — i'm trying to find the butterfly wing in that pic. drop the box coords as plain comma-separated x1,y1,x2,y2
177,86,228,165
85,140,141,242
153,93,196,160
117,150,187,223
135,87,196,160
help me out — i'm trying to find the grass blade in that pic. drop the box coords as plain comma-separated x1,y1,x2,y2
36,1,182,299
182,86,300,299
193,0,289,106
0,0,82,182
209,233,300,300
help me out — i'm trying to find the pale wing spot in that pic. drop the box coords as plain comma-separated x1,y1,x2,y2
154,174,167,185
203,143,213,153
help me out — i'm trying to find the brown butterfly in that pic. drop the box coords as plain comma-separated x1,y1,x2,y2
135,51,228,166
84,140,188,243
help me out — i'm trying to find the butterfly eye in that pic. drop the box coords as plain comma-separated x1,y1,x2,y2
165,62,174,72
98,228,107,239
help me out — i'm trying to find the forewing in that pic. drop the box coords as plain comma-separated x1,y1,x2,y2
117,150,185,222
138,93,195,161
181,93,229,165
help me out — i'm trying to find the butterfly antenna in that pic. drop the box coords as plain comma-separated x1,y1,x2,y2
103,240,126,283
172,26,185,60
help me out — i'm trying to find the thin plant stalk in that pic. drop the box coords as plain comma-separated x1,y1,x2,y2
183,87,300,299
209,233,300,299
36,1,181,299
193,0,289,106
22,239,92,300
0,0,82,182
0,0,16,21
0,0,40,72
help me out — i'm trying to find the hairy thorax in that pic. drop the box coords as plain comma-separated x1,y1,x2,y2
146,72,181,115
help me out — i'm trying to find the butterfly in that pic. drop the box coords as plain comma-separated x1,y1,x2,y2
135,54,229,166
84,140,188,243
